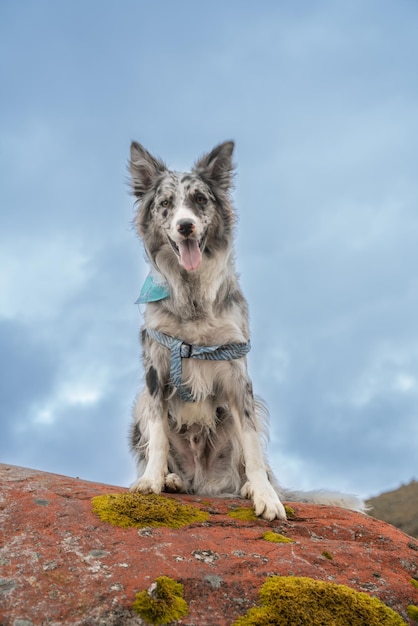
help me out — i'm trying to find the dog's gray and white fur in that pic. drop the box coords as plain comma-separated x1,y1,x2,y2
129,140,365,520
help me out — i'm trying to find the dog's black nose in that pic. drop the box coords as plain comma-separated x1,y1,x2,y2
176,219,195,237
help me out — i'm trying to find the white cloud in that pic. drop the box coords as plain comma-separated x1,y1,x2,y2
395,373,416,393
33,384,103,426
0,236,91,321
348,343,418,408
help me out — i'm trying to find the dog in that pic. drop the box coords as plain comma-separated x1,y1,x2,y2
128,140,365,520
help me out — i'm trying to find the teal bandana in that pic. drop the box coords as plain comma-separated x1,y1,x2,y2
135,269,170,304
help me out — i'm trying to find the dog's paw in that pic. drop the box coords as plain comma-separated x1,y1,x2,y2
164,473,183,492
254,492,287,521
242,481,287,520
129,476,164,495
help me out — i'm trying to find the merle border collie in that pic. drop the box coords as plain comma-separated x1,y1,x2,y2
128,141,364,520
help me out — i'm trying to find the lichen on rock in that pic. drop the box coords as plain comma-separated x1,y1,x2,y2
407,605,418,622
322,550,334,560
132,576,188,625
91,492,209,528
262,531,294,543
232,576,406,625
228,506,259,522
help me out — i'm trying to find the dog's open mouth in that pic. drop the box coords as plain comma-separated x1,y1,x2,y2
168,235,206,271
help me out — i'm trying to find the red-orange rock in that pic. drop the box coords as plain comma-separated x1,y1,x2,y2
0,463,417,625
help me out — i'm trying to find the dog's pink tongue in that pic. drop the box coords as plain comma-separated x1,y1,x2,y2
178,239,202,271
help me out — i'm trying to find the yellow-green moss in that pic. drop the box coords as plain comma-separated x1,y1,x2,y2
407,605,418,622
92,493,209,529
228,504,295,521
232,576,406,625
411,578,418,589
228,507,258,521
285,505,295,518
133,576,188,625
322,550,334,560
263,531,293,544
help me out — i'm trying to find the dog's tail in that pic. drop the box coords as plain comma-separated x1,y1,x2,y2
278,487,368,513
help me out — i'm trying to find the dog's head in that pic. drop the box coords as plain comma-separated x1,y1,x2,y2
129,141,235,271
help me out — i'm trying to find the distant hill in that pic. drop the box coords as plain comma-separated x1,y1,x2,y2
366,480,418,539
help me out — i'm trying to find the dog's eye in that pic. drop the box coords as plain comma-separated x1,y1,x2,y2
160,199,170,208
196,195,207,206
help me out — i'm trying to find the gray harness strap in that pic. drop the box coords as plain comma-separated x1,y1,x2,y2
145,327,251,402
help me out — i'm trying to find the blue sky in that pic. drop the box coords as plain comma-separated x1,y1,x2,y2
1,0,417,499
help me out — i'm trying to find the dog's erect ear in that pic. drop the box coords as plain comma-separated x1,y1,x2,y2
193,141,235,192
129,142,166,198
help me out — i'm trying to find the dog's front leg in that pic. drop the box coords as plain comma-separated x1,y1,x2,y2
239,425,287,520
130,391,169,495
230,381,287,521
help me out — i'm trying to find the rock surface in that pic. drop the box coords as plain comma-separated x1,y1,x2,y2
1,463,417,625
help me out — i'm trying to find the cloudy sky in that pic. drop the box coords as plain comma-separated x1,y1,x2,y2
1,0,417,500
